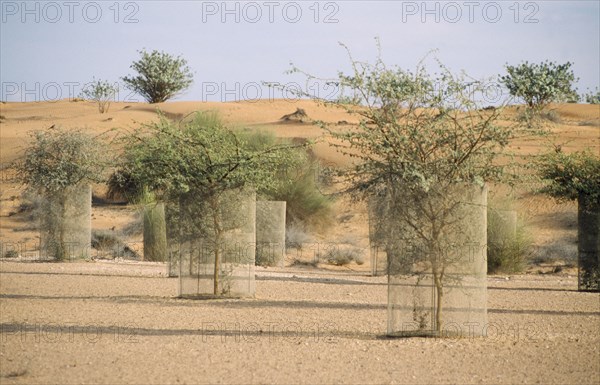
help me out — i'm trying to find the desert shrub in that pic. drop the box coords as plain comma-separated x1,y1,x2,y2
582,89,600,104
91,229,121,250
15,128,106,260
285,224,314,250
540,110,562,123
80,79,118,113
122,49,193,103
3,249,18,258
531,242,578,263
487,210,533,274
255,244,274,267
121,213,143,237
578,120,600,127
501,61,579,111
517,108,562,126
319,244,365,266
15,190,44,222
91,229,141,260
239,129,333,229
271,168,333,229
537,149,600,203
16,128,105,193
537,149,600,291
289,258,318,268
106,169,149,204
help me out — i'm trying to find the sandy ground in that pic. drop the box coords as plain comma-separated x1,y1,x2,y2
0,260,599,385
0,100,599,384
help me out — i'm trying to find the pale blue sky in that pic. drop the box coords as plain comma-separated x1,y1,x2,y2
1,0,598,103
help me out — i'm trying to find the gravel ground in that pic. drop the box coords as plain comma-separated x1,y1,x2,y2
1,260,599,385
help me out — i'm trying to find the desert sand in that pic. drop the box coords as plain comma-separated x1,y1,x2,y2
1,261,599,384
0,99,599,384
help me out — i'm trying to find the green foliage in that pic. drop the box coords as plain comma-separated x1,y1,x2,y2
16,127,106,193
3,249,18,258
80,79,118,113
501,61,579,111
91,229,141,260
106,169,152,204
487,210,532,274
112,125,332,228
270,167,333,228
283,41,541,334
122,49,193,104
117,112,309,294
237,130,333,228
582,88,600,104
119,113,305,201
291,45,534,195
537,149,600,204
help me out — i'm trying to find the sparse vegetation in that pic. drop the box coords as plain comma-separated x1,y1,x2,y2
582,88,600,104
319,244,365,266
80,79,118,113
578,119,600,127
3,249,18,258
118,112,307,294
285,224,314,250
122,49,194,103
240,130,333,229
269,166,333,229
537,149,600,291
537,149,600,203
14,128,106,260
91,229,141,260
16,128,106,193
284,41,541,334
487,209,533,274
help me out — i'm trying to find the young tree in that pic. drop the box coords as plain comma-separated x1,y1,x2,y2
122,49,194,104
118,112,306,295
16,128,106,260
537,149,600,291
80,79,118,113
281,42,540,335
500,61,579,111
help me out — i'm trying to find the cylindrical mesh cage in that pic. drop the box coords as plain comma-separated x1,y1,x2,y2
255,201,286,267
143,202,167,262
384,184,488,337
368,196,390,276
39,184,92,260
488,209,517,248
577,193,600,292
167,188,256,297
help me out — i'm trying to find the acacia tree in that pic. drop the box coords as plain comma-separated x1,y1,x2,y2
118,112,305,294
281,42,540,334
500,61,579,111
538,149,600,291
122,49,193,104
16,128,106,260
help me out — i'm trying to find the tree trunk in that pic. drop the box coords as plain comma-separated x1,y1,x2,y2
57,192,67,261
433,264,444,334
210,196,223,295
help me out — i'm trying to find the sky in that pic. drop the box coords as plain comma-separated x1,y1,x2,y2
1,0,599,104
